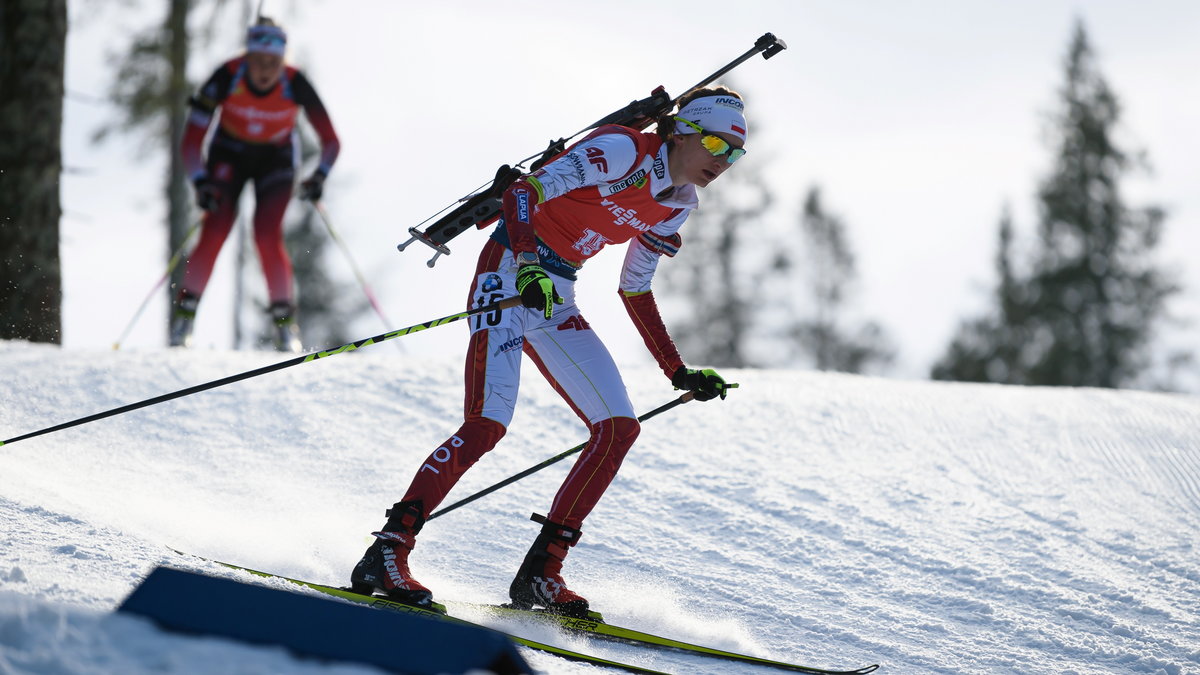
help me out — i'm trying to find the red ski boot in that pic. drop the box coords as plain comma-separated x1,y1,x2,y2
508,514,589,618
350,501,435,610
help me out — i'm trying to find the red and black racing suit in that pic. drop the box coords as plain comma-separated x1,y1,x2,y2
178,56,340,307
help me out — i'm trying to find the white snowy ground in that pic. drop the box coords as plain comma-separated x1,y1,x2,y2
2,339,1199,674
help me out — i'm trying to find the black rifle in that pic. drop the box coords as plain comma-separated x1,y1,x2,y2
396,32,786,267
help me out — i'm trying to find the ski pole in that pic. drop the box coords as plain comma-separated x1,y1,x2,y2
311,200,398,339
427,392,697,521
1,296,523,449
112,219,202,350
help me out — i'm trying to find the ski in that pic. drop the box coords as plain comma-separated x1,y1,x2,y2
172,550,879,674
170,551,666,674
459,603,879,674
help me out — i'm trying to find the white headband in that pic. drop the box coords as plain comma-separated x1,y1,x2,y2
673,95,747,142
246,25,287,56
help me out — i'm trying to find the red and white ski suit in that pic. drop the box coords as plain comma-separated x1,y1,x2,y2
402,125,695,529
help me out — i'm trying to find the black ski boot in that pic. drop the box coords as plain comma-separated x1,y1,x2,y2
350,500,435,609
168,291,199,348
508,513,589,618
268,301,302,353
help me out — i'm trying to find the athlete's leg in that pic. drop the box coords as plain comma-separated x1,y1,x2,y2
522,306,640,529
250,155,296,306
353,240,526,602
509,288,638,613
178,154,248,300
399,240,528,517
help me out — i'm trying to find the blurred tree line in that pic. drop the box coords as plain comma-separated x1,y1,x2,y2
660,138,894,374
2,9,1190,388
662,20,1189,389
930,21,1189,389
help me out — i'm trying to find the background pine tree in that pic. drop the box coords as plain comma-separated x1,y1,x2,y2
933,20,1185,389
659,129,773,368
0,0,67,343
775,187,894,373
93,0,193,340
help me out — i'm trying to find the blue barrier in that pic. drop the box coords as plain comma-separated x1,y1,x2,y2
118,566,530,674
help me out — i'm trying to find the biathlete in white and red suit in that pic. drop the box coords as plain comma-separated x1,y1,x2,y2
170,18,340,352
352,87,747,617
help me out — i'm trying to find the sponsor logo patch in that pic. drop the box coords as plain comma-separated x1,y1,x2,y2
493,335,525,356
565,154,587,182
586,146,608,173
599,198,648,231
714,96,745,111
557,315,591,332
602,169,648,196
515,190,530,223
482,273,503,293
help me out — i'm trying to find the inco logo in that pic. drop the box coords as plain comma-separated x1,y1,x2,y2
516,190,530,223
482,273,503,293
586,146,608,173
557,315,590,332
653,155,665,179
603,169,648,196
714,96,744,110
599,198,649,231
493,335,524,356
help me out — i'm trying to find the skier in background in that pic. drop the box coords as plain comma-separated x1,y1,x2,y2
350,86,745,616
170,17,339,351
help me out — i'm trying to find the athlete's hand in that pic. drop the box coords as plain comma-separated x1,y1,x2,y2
299,171,326,202
193,176,220,212
515,264,563,320
672,366,736,401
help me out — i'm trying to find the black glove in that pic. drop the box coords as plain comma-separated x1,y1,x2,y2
193,176,221,212
299,171,326,202
515,264,563,320
672,366,735,401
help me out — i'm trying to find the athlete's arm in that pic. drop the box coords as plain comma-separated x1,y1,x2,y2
291,70,341,176
618,212,690,377
181,64,232,180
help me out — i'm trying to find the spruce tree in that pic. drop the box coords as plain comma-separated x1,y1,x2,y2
934,20,1180,388
660,135,772,368
778,187,893,373
931,207,1026,383
94,0,192,339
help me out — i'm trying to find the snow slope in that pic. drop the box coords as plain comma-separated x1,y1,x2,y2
2,340,1199,674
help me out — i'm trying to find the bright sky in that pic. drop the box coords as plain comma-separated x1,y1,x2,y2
60,0,1200,384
